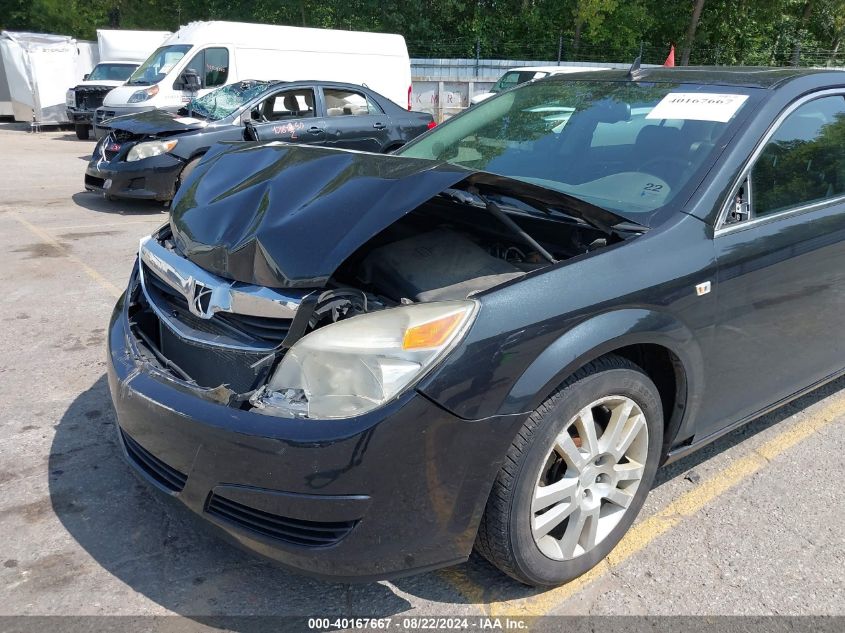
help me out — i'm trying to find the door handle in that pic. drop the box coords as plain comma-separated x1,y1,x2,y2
308,126,323,134
372,122,386,129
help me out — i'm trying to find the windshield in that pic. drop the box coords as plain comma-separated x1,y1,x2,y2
492,70,547,93
127,45,192,86
181,81,271,121
399,80,757,223
87,63,136,82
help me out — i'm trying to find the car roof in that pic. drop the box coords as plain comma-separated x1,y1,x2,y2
543,66,845,89
506,65,611,73
251,79,375,91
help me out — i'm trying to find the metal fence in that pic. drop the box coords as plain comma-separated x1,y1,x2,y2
410,58,632,80
410,58,653,122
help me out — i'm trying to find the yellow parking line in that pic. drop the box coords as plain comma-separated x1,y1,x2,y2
441,393,844,617
11,212,123,299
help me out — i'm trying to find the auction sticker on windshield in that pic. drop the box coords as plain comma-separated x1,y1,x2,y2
646,92,749,122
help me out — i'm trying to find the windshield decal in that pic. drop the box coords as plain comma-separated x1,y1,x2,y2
646,92,749,122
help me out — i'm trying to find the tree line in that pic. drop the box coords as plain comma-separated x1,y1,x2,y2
2,0,845,67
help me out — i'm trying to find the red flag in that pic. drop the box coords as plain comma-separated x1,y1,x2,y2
664,44,676,67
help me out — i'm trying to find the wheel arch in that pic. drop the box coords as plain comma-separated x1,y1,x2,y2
185,147,210,163
499,309,703,457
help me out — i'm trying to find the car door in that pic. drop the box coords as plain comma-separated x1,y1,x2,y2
320,87,391,152
247,87,326,145
698,92,845,437
178,47,230,101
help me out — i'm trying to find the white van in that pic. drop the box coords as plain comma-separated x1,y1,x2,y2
95,21,411,135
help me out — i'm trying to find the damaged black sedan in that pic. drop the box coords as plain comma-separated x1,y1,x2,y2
108,67,845,586
85,80,434,202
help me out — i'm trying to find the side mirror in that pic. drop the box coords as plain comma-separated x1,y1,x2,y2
184,68,201,91
176,68,201,92
243,120,260,141
83,73,89,81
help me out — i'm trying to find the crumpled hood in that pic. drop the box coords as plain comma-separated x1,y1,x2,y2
107,108,207,136
169,142,629,288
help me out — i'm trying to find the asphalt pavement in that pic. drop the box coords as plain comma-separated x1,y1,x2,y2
0,123,842,629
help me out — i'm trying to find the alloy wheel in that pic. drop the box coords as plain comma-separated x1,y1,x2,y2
531,395,649,560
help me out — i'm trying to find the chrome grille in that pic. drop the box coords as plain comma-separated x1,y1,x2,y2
138,236,308,352
74,85,110,110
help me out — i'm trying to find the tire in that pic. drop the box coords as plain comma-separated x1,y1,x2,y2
176,156,202,194
475,354,663,586
75,124,90,140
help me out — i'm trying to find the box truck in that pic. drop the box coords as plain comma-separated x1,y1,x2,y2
95,21,411,138
0,31,96,126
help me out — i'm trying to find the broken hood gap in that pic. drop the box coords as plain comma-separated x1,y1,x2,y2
169,143,630,289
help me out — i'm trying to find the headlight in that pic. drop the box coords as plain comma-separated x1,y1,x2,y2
251,300,478,419
126,139,178,162
127,85,159,103
65,89,75,107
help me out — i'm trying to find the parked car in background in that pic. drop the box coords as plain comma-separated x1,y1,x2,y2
107,67,845,585
66,30,171,139
470,65,609,105
85,80,435,202
94,21,412,139
66,62,139,139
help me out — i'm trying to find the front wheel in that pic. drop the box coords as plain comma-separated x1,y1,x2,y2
75,124,89,140
475,354,663,586
175,156,203,195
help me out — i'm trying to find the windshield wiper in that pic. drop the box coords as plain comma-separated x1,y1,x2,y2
441,188,558,264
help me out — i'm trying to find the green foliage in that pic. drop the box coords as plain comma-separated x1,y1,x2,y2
2,0,845,66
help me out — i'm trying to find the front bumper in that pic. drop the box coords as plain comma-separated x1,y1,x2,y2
85,149,184,201
107,292,509,580
67,108,93,124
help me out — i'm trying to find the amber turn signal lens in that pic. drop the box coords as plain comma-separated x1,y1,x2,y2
402,312,464,350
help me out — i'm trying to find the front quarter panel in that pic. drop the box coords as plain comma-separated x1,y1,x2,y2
168,122,242,161
418,214,716,442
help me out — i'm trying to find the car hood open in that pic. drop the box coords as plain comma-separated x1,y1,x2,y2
169,142,632,288
107,109,208,136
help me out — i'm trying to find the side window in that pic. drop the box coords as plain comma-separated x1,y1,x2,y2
324,88,382,116
253,89,315,122
181,50,204,86
751,95,845,217
204,48,229,88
